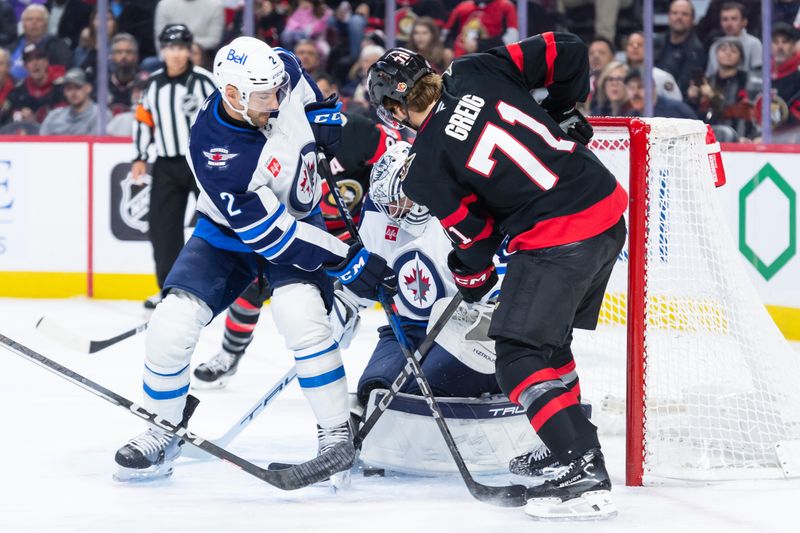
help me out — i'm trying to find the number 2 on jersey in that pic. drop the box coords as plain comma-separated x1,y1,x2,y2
220,192,242,216
467,101,575,190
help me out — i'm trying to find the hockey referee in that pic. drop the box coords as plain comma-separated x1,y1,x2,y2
132,24,216,308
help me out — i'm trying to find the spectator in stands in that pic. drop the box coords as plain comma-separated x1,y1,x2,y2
9,1,47,20
696,0,760,49
294,39,323,78
556,0,633,44
698,37,759,140
117,0,158,59
0,0,17,49
345,43,384,113
624,69,697,120
190,42,211,70
252,0,286,48
705,2,762,78
10,5,72,80
0,48,15,125
46,0,93,50
445,0,518,57
393,0,448,48
625,30,683,102
107,33,140,115
6,43,66,125
154,0,224,53
590,61,629,116
407,16,452,73
281,0,332,58
654,0,706,96
587,36,615,111
763,22,800,141
73,8,118,78
775,0,800,28
314,72,339,102
106,71,149,136
40,67,100,134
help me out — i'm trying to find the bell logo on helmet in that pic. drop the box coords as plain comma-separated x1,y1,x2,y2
226,49,248,65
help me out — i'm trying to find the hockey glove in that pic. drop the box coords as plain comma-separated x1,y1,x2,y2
329,244,398,301
447,251,498,304
544,104,594,146
305,94,344,157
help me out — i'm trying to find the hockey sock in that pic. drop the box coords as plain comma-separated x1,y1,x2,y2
222,282,268,356
495,338,599,465
294,337,350,428
551,341,582,402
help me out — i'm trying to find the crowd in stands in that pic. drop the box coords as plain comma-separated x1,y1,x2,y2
0,0,799,142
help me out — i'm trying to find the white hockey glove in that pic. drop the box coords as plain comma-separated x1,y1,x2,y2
427,297,496,374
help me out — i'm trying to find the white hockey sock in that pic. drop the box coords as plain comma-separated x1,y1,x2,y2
294,338,349,428
143,359,190,425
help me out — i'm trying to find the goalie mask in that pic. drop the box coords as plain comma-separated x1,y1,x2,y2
369,141,430,237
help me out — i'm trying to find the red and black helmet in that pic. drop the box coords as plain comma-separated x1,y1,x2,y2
367,48,434,129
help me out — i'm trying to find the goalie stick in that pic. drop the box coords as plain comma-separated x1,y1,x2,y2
319,156,529,508
0,334,353,491
182,367,297,459
35,317,147,353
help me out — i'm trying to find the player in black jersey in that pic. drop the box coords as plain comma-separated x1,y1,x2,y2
193,112,400,388
368,34,625,520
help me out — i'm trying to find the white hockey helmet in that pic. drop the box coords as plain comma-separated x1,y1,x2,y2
369,141,430,237
213,37,290,126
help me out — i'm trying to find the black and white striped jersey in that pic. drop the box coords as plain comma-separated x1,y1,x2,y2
134,64,216,159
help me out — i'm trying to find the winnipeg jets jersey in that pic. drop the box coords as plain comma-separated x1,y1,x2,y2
186,49,348,271
358,197,504,323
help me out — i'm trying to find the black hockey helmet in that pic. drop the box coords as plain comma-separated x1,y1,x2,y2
159,23,193,47
367,47,434,129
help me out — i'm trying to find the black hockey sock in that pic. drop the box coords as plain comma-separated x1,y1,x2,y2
551,342,582,402
496,338,599,464
222,282,268,356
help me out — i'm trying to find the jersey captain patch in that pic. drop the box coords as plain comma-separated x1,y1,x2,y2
393,251,445,317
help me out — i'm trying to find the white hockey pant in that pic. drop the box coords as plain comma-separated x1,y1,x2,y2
143,290,212,425
271,283,349,428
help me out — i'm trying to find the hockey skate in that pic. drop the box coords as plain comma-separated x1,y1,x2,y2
113,396,199,482
509,443,560,477
317,420,355,490
192,350,244,389
524,448,617,521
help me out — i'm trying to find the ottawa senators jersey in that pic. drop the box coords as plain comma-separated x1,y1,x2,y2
321,113,400,238
402,32,628,272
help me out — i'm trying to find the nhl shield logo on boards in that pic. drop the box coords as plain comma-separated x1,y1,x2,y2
203,147,239,167
110,163,151,241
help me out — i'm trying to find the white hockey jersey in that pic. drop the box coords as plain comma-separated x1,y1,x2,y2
186,48,349,271
358,197,504,323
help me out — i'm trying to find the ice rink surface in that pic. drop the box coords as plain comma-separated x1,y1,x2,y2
1,297,798,533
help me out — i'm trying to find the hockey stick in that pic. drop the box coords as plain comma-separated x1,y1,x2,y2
182,367,297,459
320,156,529,507
35,317,148,353
0,334,352,491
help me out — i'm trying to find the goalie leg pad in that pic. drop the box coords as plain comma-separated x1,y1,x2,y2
271,283,349,427
403,342,501,397
144,290,212,424
427,298,497,374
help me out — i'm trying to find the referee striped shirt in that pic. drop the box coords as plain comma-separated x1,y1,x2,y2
133,64,216,159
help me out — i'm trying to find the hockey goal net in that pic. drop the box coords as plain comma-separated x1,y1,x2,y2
574,117,800,485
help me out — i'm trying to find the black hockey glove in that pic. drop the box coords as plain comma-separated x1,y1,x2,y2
329,244,398,301
305,94,343,157
447,251,498,304
543,104,594,145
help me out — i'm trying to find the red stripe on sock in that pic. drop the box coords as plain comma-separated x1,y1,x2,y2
235,297,259,311
555,359,576,376
226,317,256,333
530,391,579,431
509,368,560,405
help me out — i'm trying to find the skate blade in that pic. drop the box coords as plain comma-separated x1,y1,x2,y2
191,376,231,390
525,490,617,521
112,462,174,483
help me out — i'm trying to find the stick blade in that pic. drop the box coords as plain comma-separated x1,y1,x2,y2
471,482,529,508
35,317,91,353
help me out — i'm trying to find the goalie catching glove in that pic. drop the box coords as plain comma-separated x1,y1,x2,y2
427,296,496,374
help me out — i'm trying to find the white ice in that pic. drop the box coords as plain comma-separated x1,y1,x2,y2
0,297,798,533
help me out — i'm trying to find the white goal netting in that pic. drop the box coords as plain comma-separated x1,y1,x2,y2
573,117,800,482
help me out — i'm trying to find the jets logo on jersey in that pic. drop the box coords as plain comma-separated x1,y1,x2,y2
289,143,319,212
393,251,445,317
203,148,239,167
267,157,281,177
